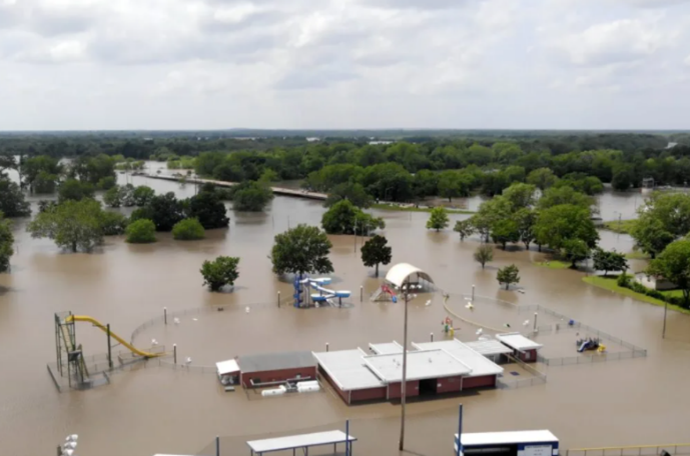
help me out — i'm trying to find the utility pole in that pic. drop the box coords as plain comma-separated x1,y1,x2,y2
399,278,410,451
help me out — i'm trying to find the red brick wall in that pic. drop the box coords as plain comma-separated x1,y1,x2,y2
319,367,350,404
462,375,496,389
350,387,386,402
436,375,464,394
518,349,538,363
387,381,420,399
241,366,317,387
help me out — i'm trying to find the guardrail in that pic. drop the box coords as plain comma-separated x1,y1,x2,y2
566,443,690,456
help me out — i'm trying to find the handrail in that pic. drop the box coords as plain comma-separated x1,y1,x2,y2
566,443,690,456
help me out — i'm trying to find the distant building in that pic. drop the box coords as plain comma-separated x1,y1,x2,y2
635,273,677,291
368,140,394,145
642,177,655,189
306,137,321,142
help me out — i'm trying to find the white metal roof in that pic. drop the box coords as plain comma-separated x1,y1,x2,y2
215,359,240,375
312,349,384,391
456,430,558,446
385,263,434,288
368,341,404,355
362,349,471,382
496,333,543,351
247,431,357,453
465,339,513,356
412,339,504,377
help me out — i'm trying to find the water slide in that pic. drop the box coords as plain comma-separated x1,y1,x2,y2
311,284,351,301
65,315,164,358
578,341,591,353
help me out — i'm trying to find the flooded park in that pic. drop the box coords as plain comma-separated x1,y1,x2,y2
1,167,690,456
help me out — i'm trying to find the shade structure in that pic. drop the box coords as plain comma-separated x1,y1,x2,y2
385,263,434,288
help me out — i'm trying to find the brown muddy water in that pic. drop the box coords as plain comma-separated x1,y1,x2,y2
1,170,690,456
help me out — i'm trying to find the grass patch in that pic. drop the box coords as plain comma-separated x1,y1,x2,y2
372,203,474,214
582,276,690,315
534,260,571,269
602,219,637,234
625,251,651,260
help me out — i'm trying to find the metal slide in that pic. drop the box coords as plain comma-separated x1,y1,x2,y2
65,315,163,358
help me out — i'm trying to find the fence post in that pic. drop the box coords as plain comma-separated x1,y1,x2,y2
326,342,329,352
164,307,167,325
173,344,177,364
360,286,363,302
430,332,434,342
216,435,220,456
277,291,281,308
533,312,538,333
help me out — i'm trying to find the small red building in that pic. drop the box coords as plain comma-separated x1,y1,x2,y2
237,351,316,388
496,333,543,363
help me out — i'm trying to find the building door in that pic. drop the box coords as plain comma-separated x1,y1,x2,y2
419,378,438,395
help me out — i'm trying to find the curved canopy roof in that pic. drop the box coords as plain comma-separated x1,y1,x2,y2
385,263,434,288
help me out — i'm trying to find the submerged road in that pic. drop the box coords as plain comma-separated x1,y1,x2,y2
143,173,329,201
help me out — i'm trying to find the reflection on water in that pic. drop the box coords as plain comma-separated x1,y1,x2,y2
1,170,689,456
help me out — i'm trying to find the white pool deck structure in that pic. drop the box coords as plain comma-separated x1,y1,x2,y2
368,341,404,355
312,348,384,391
247,430,357,455
465,339,513,357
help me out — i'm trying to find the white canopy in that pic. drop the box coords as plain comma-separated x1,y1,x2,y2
216,359,240,375
385,263,434,288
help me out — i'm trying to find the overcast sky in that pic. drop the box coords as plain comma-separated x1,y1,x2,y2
1,0,689,130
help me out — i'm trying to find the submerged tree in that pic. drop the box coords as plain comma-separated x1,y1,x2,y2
0,179,31,217
497,264,520,290
426,207,450,232
361,234,392,277
453,219,475,241
0,213,14,272
322,199,384,235
474,244,494,269
271,224,334,276
27,199,105,252
201,256,240,291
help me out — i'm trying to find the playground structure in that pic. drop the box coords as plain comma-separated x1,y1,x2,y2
442,317,455,337
577,337,606,353
293,275,351,308
52,311,164,390
370,284,398,302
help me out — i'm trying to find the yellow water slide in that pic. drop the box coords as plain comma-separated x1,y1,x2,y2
65,315,164,358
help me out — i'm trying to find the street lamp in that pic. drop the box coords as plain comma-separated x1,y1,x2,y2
384,263,434,452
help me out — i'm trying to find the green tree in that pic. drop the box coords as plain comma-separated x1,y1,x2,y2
474,244,494,269
630,216,674,259
259,168,279,183
502,183,536,209
0,213,13,272
437,170,463,202
201,256,240,291
471,196,512,241
232,181,274,212
0,179,31,217
426,207,450,232
497,264,520,290
412,169,439,198
361,234,392,277
453,219,475,241
58,179,95,203
133,192,185,232
271,224,334,276
322,199,384,235
635,192,690,238
103,186,123,208
612,164,636,191
97,176,117,190
27,199,105,252
188,187,230,228
491,218,520,249
534,204,599,250
527,168,558,191
125,219,157,243
33,170,60,194
538,186,594,210
562,239,590,268
100,211,128,236
70,154,116,185
514,208,536,250
172,218,206,240
592,248,628,276
324,182,373,208
132,185,156,207
648,240,690,306
22,155,62,191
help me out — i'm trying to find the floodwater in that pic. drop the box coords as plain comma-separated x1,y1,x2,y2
1,167,690,456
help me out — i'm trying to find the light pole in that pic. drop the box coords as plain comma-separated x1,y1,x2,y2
662,300,668,339
399,277,410,451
